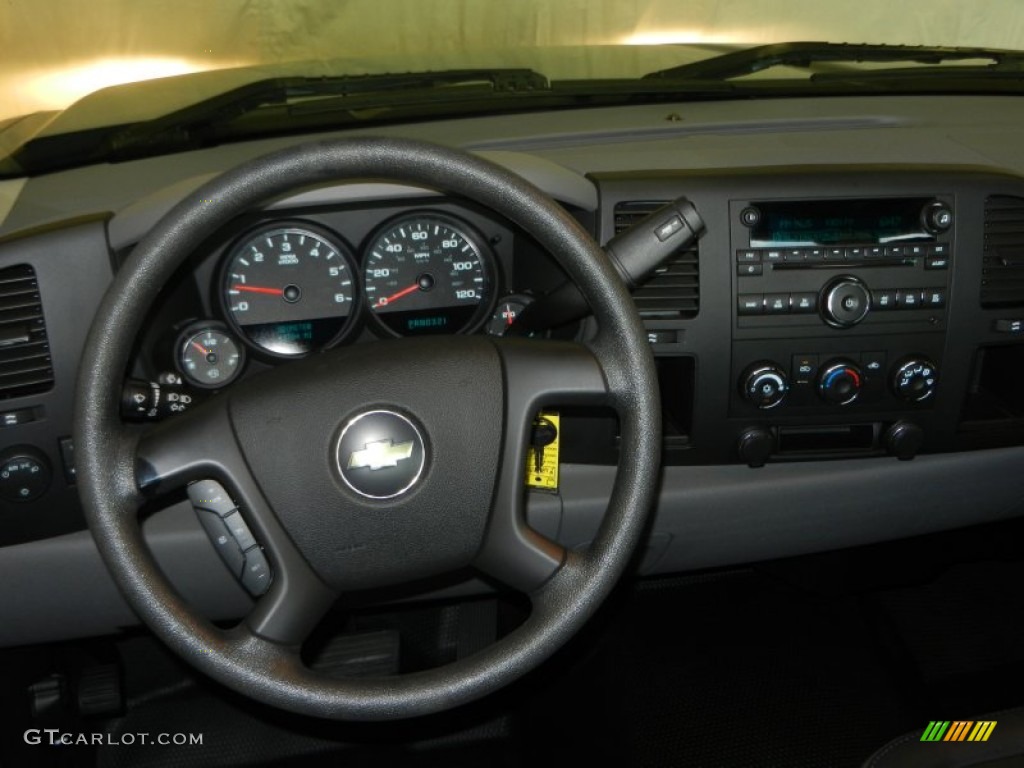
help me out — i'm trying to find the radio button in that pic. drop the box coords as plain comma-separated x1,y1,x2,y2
923,288,947,308
866,246,885,259
929,244,950,257
806,248,824,263
763,249,784,263
791,293,817,313
737,263,763,277
925,256,949,270
736,249,761,263
738,294,764,315
907,245,928,257
824,247,846,261
872,289,898,311
784,249,806,263
847,247,866,260
823,277,871,327
764,294,791,314
899,290,922,309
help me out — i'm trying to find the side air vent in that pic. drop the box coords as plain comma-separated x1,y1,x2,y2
982,196,1024,308
614,201,699,319
0,265,54,399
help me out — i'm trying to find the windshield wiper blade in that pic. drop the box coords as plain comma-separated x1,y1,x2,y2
643,42,1024,81
88,69,549,159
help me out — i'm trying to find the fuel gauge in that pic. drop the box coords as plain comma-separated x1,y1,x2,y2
486,296,534,336
178,325,244,388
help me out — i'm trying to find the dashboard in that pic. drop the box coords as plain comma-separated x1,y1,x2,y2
1,94,1024,646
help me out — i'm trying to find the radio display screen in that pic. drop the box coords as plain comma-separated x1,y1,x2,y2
749,198,935,247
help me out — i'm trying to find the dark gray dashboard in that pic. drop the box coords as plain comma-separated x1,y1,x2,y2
0,94,1023,647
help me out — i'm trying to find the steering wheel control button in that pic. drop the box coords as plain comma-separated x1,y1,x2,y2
817,361,864,405
241,549,272,596
893,358,939,402
822,277,870,327
187,479,237,517
223,512,258,552
741,363,789,409
336,410,427,500
0,447,52,502
195,509,246,578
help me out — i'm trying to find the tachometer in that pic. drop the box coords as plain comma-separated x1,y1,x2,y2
222,224,358,356
363,214,494,336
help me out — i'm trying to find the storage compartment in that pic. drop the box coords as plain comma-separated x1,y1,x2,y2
958,343,1024,448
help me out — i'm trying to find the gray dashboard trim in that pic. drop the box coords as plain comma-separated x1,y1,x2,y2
106,149,598,250
1,449,1021,647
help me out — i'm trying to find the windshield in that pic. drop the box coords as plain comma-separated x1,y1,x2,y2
3,0,1024,173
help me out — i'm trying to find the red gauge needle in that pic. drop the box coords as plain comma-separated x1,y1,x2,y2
191,341,209,356
374,283,419,308
232,284,284,296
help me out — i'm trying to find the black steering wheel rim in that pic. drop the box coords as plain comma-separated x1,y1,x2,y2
74,137,661,720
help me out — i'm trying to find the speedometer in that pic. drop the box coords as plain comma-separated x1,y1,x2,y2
363,214,495,337
222,224,359,357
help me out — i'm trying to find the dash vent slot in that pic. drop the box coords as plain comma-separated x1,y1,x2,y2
983,195,1024,308
0,265,54,399
614,201,699,319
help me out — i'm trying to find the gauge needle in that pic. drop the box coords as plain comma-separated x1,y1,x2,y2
232,284,284,296
191,341,209,356
374,283,419,308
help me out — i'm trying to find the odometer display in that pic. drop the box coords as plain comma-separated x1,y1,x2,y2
363,214,493,337
222,225,358,356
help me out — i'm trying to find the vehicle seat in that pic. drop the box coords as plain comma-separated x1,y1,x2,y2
862,708,1024,767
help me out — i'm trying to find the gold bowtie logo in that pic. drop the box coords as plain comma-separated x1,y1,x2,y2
347,439,414,471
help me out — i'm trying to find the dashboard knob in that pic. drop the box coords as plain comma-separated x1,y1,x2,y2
817,360,864,405
0,446,52,503
738,427,774,468
821,277,871,328
885,421,925,460
892,358,939,402
740,362,789,409
922,201,953,234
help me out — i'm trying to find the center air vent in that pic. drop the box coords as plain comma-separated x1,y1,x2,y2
614,201,699,319
0,265,54,399
983,196,1024,308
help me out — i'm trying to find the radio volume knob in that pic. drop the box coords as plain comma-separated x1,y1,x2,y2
818,360,864,405
892,358,939,402
740,363,789,409
822,277,871,328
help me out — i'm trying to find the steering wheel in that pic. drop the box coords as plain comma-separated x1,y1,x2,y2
74,138,661,721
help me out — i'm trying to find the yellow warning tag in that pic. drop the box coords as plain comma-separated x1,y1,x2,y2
525,411,559,492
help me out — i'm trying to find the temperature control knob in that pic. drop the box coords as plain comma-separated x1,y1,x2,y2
740,363,789,409
818,360,864,405
892,358,939,402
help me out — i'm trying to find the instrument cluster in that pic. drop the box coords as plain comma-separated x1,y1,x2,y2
159,202,563,390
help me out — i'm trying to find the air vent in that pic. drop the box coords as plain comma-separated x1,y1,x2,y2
614,201,699,319
0,265,53,399
982,196,1024,308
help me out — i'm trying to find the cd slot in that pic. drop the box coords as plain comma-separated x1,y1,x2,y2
771,259,916,270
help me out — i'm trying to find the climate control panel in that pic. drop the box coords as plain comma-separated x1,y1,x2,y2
732,337,943,415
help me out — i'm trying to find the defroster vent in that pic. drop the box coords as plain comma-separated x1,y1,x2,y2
983,195,1024,308
0,265,54,399
614,201,699,319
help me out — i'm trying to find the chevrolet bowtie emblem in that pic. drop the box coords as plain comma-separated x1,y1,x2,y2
347,438,415,471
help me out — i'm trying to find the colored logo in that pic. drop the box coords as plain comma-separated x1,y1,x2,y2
920,721,997,742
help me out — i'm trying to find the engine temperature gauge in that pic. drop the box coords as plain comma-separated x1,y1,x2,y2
178,325,244,388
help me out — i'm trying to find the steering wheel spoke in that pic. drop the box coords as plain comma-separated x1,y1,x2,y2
135,397,337,647
474,340,610,593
